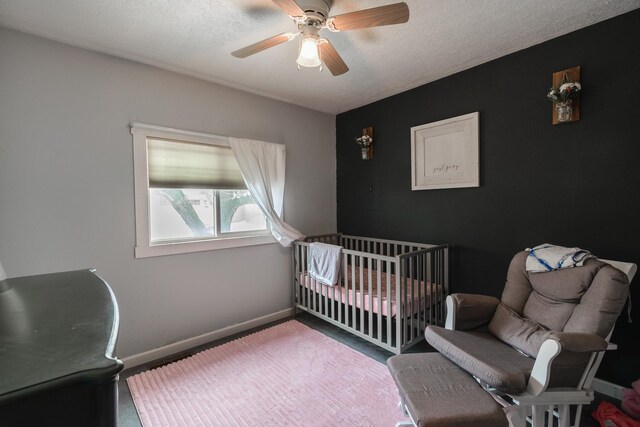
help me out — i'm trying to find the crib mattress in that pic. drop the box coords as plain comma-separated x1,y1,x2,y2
299,267,440,318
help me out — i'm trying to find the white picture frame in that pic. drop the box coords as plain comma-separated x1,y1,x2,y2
410,112,479,191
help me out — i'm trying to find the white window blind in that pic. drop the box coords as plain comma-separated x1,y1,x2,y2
147,137,246,189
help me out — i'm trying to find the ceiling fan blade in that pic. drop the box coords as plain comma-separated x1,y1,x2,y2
231,33,296,58
271,0,304,17
329,2,409,31
319,40,349,76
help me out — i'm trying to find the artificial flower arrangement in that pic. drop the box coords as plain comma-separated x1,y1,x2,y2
355,134,373,148
547,81,581,105
355,134,373,159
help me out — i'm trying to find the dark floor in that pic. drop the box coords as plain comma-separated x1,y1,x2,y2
118,312,613,426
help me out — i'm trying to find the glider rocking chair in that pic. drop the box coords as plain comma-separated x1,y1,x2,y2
388,250,636,427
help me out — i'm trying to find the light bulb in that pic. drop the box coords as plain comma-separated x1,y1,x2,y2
296,36,321,68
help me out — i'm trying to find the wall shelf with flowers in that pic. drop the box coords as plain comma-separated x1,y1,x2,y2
548,66,581,125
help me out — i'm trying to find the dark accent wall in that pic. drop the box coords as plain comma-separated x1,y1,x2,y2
336,9,640,386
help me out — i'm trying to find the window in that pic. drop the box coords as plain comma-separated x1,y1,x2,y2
132,123,274,258
148,188,267,242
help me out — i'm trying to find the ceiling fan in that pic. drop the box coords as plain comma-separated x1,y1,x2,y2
231,0,410,76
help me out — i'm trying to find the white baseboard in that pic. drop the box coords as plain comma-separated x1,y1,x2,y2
121,308,294,369
592,378,624,400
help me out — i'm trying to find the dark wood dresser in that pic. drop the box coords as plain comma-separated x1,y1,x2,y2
0,269,123,426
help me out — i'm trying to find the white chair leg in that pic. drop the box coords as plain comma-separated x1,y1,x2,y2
531,405,546,427
572,404,583,427
558,404,571,427
547,405,555,426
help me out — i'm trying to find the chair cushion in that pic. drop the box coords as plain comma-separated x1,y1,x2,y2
499,252,629,350
489,303,552,358
563,264,630,336
425,325,534,394
387,353,508,427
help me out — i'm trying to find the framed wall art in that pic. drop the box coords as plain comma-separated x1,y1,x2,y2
410,112,479,191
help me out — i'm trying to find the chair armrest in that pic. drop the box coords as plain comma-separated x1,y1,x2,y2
548,332,608,353
445,293,501,331
525,333,609,396
526,339,563,396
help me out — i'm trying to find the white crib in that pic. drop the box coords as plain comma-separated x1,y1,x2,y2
292,234,449,354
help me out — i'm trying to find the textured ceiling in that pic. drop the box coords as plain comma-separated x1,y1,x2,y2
0,0,638,114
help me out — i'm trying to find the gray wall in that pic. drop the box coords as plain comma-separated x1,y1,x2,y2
0,27,336,358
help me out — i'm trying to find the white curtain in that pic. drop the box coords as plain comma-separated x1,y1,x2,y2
229,137,305,247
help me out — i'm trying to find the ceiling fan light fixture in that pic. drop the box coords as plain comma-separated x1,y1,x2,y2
296,35,321,68
232,1,410,76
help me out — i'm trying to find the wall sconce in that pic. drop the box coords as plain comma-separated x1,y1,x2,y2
355,127,373,160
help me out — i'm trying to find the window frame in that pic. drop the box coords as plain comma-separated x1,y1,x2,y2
131,123,274,258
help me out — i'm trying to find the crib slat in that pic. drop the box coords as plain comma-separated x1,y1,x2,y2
438,250,445,324
432,250,437,325
397,260,403,352
293,245,297,307
377,261,382,341
332,275,338,321
299,245,304,308
303,246,309,310
414,252,419,332
433,252,442,325
324,281,329,317
410,254,414,342
359,255,364,334
303,244,308,309
329,275,334,320
403,258,408,346
351,255,356,329
297,245,301,307
426,253,437,325
311,274,316,313
386,260,392,346
336,254,347,323
436,251,440,325
423,252,428,330
344,252,350,324
418,253,424,332
368,258,373,338
444,247,449,297
311,252,321,312
436,250,441,325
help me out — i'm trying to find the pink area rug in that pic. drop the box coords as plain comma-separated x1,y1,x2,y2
127,320,406,426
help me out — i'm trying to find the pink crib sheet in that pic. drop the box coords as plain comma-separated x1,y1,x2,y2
299,267,441,317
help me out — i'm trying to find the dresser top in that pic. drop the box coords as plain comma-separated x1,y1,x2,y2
0,269,123,404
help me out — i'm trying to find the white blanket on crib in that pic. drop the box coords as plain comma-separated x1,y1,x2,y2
308,242,342,286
